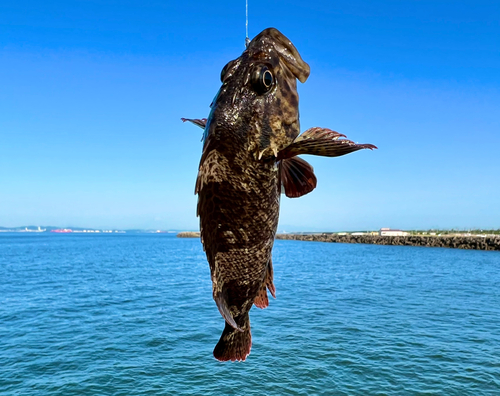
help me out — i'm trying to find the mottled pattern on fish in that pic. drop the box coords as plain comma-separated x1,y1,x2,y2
183,28,376,362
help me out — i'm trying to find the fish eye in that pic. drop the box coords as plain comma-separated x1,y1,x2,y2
263,70,273,88
251,66,274,95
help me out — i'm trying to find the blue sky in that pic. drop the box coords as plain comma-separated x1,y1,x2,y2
1,0,499,231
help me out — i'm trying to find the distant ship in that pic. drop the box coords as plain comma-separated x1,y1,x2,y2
51,229,73,233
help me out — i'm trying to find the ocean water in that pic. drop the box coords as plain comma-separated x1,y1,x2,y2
0,233,499,395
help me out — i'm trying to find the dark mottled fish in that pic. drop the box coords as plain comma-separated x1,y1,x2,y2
182,28,376,361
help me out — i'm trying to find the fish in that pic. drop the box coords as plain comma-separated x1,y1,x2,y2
182,27,376,362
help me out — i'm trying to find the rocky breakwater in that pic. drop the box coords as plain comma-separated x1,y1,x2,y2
177,231,201,238
276,234,500,251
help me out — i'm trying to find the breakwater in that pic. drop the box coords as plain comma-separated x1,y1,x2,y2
177,231,201,238
276,233,500,251
177,231,500,251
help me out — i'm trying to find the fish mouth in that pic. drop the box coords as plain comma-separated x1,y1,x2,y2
248,28,310,83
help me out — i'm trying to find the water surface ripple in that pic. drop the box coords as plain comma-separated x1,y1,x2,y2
1,234,499,395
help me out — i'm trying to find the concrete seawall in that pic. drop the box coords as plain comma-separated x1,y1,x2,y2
276,234,500,251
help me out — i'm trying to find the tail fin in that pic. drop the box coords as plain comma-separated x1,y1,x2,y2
213,313,252,362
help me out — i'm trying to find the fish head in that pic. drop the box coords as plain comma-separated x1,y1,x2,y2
206,28,310,159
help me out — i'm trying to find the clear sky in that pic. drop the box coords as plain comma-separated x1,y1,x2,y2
1,1,499,231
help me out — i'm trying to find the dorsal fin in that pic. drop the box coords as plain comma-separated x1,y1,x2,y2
214,292,243,332
181,117,207,129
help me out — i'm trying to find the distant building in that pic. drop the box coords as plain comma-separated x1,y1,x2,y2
379,228,409,236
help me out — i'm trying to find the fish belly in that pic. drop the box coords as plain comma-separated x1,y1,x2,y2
198,161,280,316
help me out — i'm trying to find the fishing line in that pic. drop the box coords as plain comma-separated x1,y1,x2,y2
245,0,250,48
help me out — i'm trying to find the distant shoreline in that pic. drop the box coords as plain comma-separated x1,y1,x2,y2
177,232,500,251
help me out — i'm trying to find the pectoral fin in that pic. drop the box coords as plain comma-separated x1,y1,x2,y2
278,127,377,160
280,156,317,198
181,117,207,129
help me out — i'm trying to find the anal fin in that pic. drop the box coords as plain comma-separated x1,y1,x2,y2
278,127,377,159
254,284,269,309
266,258,276,299
280,157,317,198
254,258,276,309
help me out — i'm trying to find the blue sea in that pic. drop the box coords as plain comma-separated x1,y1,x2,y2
1,233,499,395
